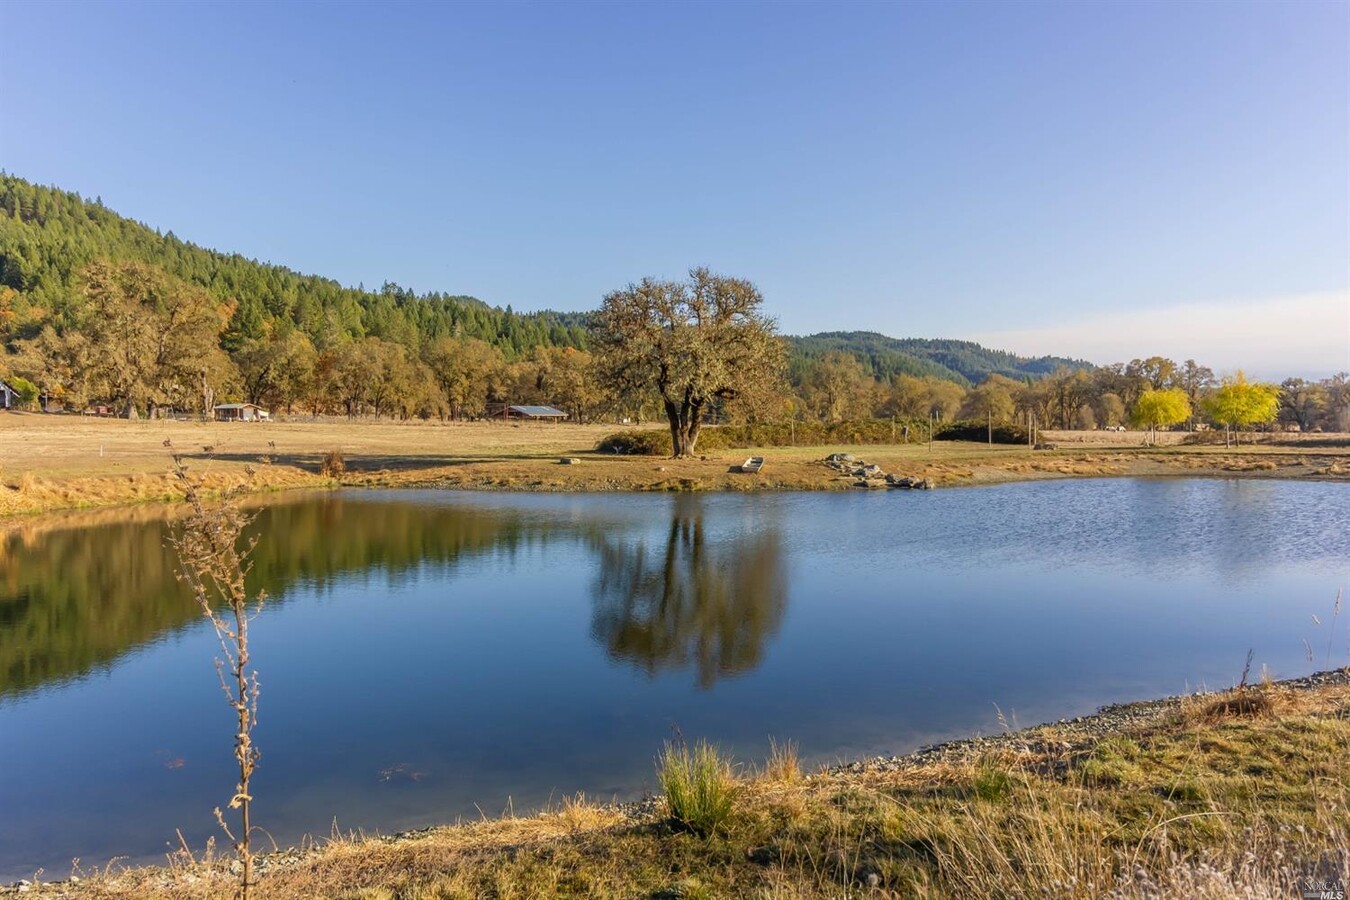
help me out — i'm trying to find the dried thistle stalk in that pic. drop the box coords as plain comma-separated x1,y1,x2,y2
167,454,267,899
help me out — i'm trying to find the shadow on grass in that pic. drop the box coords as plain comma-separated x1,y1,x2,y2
184,451,622,475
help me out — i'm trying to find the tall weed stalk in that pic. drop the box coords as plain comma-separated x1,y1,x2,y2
168,455,266,899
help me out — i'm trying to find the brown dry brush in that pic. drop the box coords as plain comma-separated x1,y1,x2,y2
167,452,267,900
320,448,345,477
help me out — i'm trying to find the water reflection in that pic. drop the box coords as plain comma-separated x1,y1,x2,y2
2,511,195,699
1,492,790,698
2,482,1346,880
0,494,543,698
589,495,787,688
6,479,1342,703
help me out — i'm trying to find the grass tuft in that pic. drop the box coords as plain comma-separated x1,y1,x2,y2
760,737,801,784
1200,692,1276,721
659,739,740,837
970,760,1014,803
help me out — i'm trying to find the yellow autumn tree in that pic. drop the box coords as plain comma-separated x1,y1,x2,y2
1131,388,1191,445
1203,371,1281,447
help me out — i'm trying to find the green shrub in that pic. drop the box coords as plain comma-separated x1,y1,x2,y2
971,761,1014,802
934,420,1029,444
596,430,672,455
658,740,739,837
595,416,1049,456
596,419,937,455
7,376,39,410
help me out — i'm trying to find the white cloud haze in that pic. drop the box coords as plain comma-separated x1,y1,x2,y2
972,291,1349,381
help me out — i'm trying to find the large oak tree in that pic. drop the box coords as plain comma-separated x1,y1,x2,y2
594,268,785,457
27,261,232,416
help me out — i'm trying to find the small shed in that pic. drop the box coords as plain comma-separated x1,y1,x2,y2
214,403,270,422
504,405,568,421
0,378,14,410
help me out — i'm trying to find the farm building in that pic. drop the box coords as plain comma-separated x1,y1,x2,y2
213,402,270,422
0,378,14,410
503,405,568,421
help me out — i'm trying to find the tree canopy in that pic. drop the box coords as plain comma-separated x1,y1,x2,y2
1203,372,1281,445
595,268,786,457
1131,388,1191,444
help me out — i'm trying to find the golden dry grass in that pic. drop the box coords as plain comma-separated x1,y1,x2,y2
1,413,1347,519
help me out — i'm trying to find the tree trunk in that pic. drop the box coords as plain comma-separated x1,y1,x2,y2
664,397,705,457
686,416,702,455
665,398,684,457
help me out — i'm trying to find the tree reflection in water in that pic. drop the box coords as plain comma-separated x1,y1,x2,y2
590,495,788,689
0,495,540,699
2,493,791,699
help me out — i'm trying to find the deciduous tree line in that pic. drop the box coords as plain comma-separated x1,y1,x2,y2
3,260,612,420
784,353,1347,440
0,256,1343,445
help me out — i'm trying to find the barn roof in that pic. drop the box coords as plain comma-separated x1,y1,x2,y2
214,403,263,410
509,405,567,417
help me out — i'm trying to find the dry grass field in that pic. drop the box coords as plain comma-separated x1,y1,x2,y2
1,412,1347,520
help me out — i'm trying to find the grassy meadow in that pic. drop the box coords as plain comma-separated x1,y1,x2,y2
1,412,1348,519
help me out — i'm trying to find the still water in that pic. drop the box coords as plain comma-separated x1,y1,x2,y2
1,480,1346,879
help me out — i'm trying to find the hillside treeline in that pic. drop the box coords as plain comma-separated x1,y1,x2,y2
0,175,590,358
0,175,1345,433
0,175,600,419
789,331,1085,386
783,350,1348,435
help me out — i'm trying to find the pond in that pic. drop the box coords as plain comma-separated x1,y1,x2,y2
1,479,1346,880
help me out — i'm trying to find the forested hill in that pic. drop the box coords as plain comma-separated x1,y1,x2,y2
789,331,1090,387
1,174,1086,388
0,175,591,356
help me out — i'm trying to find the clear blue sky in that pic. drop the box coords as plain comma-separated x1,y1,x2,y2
2,0,1346,374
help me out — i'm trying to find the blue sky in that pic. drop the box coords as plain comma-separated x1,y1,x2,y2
2,0,1346,375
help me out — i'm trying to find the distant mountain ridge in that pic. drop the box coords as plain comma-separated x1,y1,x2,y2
788,331,1090,387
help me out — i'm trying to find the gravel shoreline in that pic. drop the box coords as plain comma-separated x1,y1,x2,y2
826,667,1350,777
